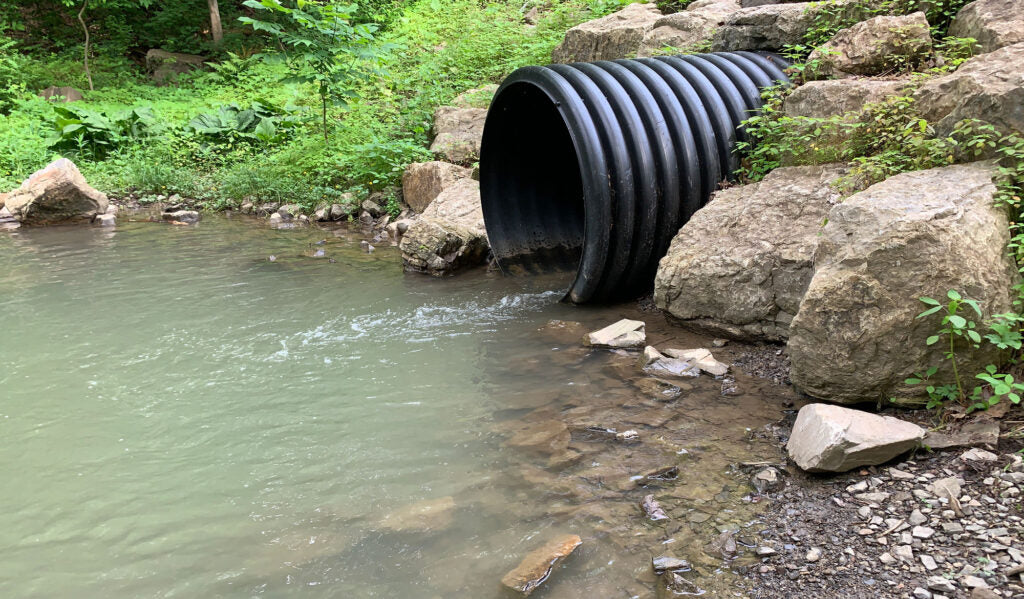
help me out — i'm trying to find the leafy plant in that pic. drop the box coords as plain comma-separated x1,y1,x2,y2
205,51,258,84
240,0,386,146
186,101,306,145
973,365,1024,411
49,104,160,158
338,136,433,189
917,290,982,401
905,367,960,410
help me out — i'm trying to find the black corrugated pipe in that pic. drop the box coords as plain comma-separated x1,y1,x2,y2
479,52,789,303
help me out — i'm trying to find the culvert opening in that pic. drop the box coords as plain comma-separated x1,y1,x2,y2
480,53,789,304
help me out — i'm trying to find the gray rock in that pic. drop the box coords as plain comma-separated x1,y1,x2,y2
553,2,663,62
786,403,924,473
399,179,488,275
927,576,956,593
402,161,473,213
949,0,1024,52
788,163,1019,406
637,0,741,56
639,346,702,378
752,467,785,493
710,1,874,51
783,79,909,119
1,158,108,225
914,42,1024,137
913,588,933,599
641,494,669,521
39,85,83,102
430,106,486,164
654,165,846,341
145,49,205,85
361,199,383,218
583,319,646,349
805,547,822,562
808,12,932,77
662,348,729,376
93,213,115,226
913,525,936,539
162,210,200,224
452,84,499,109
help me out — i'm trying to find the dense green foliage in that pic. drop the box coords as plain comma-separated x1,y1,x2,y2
0,0,635,209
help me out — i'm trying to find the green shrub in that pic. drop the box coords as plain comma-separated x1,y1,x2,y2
186,100,307,147
0,36,27,115
48,104,161,159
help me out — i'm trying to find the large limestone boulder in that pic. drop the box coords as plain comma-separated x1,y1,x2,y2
949,0,1024,53
787,404,925,472
552,2,662,63
711,2,819,51
399,178,489,274
145,49,206,85
711,0,875,51
783,78,908,119
654,165,846,341
913,42,1024,137
429,106,486,164
807,12,932,77
402,161,473,213
0,158,108,225
789,163,1019,406
637,0,741,56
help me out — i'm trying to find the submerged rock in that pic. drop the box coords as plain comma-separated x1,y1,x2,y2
500,534,582,596
786,404,925,473
377,496,456,534
583,319,646,349
641,494,669,521
751,466,784,493
1,158,108,225
505,420,571,456
552,2,662,63
93,213,116,227
808,12,932,77
652,555,691,574
788,163,1018,405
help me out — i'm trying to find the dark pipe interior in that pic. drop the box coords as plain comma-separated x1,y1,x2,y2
479,81,584,282
480,53,788,304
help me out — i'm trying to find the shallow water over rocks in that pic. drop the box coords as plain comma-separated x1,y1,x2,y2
0,214,800,597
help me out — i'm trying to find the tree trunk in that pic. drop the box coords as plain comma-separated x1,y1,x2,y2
77,0,93,91
208,0,223,45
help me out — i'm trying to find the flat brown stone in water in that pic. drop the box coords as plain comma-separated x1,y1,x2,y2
500,534,583,596
505,420,571,456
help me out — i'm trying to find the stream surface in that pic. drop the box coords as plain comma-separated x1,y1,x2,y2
0,215,797,598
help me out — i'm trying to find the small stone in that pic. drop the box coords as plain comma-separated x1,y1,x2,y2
858,506,872,519
890,467,916,480
712,338,728,347
652,556,691,574
752,467,785,493
927,576,956,593
641,494,669,521
921,555,939,571
756,546,778,557
879,552,897,565
909,509,928,525
847,480,869,493
963,575,989,589
913,588,932,599
806,547,822,562
913,526,936,539
961,448,999,462
615,429,640,442
855,492,891,503
894,545,914,562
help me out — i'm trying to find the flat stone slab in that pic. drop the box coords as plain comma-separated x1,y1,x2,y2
501,534,582,596
583,319,646,349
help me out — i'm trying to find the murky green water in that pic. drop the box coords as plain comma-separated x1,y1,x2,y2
0,214,796,598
